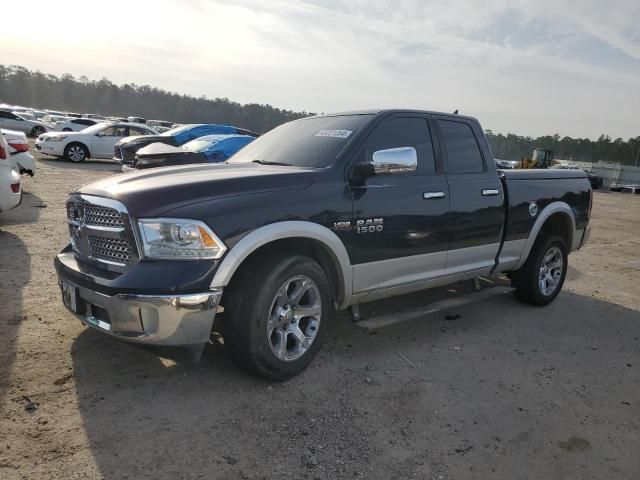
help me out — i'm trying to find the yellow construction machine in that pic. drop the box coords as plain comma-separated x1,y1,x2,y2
518,148,554,169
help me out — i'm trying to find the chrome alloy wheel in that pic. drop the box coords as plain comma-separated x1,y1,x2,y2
538,246,563,296
267,275,322,362
68,145,86,162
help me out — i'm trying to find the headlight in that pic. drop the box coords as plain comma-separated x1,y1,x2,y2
138,219,226,260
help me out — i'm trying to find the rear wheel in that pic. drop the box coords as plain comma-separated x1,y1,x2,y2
511,234,567,306
222,254,331,380
64,143,88,162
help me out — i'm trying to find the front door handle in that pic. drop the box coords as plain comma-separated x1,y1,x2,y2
423,191,446,199
481,189,500,196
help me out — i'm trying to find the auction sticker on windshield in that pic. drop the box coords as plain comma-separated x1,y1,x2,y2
315,129,352,138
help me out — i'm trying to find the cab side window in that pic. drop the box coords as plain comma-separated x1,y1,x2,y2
366,117,436,174
438,120,484,174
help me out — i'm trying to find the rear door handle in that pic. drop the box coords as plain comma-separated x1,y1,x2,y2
423,191,446,199
481,189,500,196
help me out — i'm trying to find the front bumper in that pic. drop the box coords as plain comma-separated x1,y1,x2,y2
35,140,64,156
57,277,222,346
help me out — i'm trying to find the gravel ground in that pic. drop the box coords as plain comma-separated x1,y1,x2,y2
1,152,639,479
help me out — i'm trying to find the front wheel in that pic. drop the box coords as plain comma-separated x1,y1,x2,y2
64,143,88,162
511,234,567,306
30,125,46,137
222,254,331,381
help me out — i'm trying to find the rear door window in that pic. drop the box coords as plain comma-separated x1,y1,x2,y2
438,120,484,174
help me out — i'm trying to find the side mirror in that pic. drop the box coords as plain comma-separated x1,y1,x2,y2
371,147,417,175
96,131,105,137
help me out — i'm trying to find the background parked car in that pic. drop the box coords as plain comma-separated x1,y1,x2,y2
130,134,255,170
42,114,71,125
114,123,259,168
54,118,98,132
2,129,36,176
146,119,173,133
83,113,107,120
494,158,518,169
0,110,52,137
36,122,158,162
0,132,21,213
127,116,147,124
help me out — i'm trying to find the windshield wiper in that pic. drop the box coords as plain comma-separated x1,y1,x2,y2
251,159,292,166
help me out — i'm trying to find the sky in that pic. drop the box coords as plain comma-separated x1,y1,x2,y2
3,0,640,139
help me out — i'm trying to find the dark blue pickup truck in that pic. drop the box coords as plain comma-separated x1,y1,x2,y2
55,109,591,380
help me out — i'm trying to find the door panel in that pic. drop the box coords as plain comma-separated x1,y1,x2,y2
436,118,504,273
350,115,450,293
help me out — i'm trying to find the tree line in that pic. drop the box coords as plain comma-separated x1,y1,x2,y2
1,65,638,164
486,131,640,165
0,65,310,133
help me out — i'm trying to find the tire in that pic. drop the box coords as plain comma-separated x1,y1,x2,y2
511,234,567,306
64,143,88,162
222,254,331,381
30,125,45,138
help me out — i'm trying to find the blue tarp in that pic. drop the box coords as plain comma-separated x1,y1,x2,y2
166,124,247,145
183,134,255,162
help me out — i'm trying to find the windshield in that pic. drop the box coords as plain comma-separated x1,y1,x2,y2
228,114,373,167
78,122,111,134
183,137,221,152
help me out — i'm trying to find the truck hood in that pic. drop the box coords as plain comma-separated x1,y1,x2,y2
75,163,317,217
136,142,184,157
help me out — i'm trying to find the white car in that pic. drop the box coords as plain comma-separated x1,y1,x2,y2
1,129,36,176
54,118,98,132
0,132,21,213
36,122,158,162
42,114,71,125
0,109,52,137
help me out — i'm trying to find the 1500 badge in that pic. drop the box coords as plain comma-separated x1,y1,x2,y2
356,218,383,234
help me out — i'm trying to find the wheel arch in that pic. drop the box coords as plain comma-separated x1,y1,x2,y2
211,221,353,309
515,201,575,270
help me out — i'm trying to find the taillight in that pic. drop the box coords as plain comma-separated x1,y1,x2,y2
7,139,29,153
10,181,20,193
587,189,593,219
0,145,6,160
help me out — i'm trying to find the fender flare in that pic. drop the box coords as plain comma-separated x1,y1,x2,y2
210,221,353,309
515,201,576,270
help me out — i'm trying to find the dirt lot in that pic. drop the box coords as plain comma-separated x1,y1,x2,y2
1,153,639,480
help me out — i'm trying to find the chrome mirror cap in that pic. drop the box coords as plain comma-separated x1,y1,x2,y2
371,147,417,175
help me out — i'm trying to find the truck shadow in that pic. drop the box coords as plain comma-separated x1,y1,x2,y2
0,231,31,412
70,289,640,479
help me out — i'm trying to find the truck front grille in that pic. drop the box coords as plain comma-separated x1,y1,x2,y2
88,235,132,264
67,195,138,271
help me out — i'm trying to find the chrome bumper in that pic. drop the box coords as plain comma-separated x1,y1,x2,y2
59,280,222,346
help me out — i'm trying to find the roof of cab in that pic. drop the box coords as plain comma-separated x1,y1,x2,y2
309,108,478,123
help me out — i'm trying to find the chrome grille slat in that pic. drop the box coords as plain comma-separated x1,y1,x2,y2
84,204,125,228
